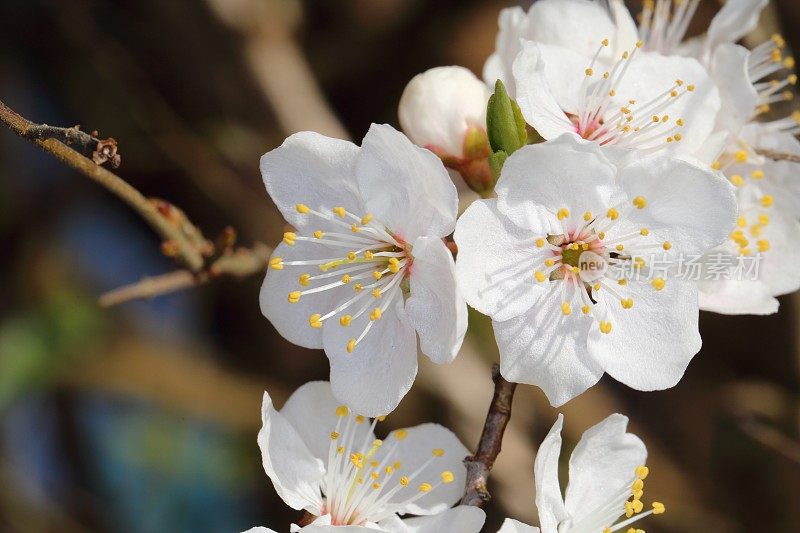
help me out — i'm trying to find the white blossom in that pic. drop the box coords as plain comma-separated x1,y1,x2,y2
260,124,467,416
245,382,485,532
497,414,665,533
455,135,736,405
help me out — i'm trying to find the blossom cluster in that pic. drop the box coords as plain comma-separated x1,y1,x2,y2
248,0,800,531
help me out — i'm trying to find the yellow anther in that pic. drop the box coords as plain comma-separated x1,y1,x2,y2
545,258,556,267
634,257,646,269
585,67,594,76
652,115,660,123
341,274,352,284
622,51,629,59
675,79,684,86
399,476,410,487
388,257,401,273
377,416,386,421
616,244,625,252
557,208,570,220
372,482,381,490
618,278,627,286
535,271,546,282
419,483,432,493
730,174,744,187
593,283,601,291
561,302,572,316
298,273,311,286
786,57,796,69
602,38,609,46
313,230,324,239
636,465,649,479
752,169,765,180
772,48,783,62
432,448,445,457
581,305,590,314
347,251,357,261
340,315,352,327
599,321,613,334
757,239,770,252
296,203,310,214
711,161,721,170
735,150,748,163
687,84,695,91
347,339,356,353
609,89,616,97
737,216,747,227
337,446,344,454
676,118,685,126
330,431,340,441
632,478,644,492
372,288,382,299
269,257,284,270
441,471,455,484
636,39,643,48
674,133,682,141
761,195,774,207
607,208,619,220
395,429,408,440
355,415,365,424
652,502,666,514
620,298,634,309
535,238,546,248
354,283,363,293
385,466,394,475
662,241,672,251
361,214,373,224
603,71,610,79
651,277,665,291
288,291,301,303
640,228,649,236
309,314,322,328
584,211,593,221
790,74,798,85
758,214,770,225
661,115,669,123
333,206,347,218
370,307,382,321
670,90,678,97
283,231,296,245
598,232,606,240
351,223,360,233
335,405,349,417
373,270,383,280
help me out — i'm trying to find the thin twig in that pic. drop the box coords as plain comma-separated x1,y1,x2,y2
755,147,800,163
98,243,271,307
461,364,518,507
0,100,205,272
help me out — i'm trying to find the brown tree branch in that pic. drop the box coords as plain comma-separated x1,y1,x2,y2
755,147,800,163
98,243,271,307
0,100,271,300
461,364,518,507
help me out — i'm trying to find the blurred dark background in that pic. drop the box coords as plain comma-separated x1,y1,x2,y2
0,0,799,531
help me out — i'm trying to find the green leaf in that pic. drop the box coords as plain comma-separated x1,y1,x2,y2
486,80,527,156
488,150,508,179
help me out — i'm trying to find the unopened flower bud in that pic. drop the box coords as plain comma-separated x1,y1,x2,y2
399,66,491,158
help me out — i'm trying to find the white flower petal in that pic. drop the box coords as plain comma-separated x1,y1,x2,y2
399,66,491,156
496,136,620,231
711,44,758,134
242,528,279,533
324,299,418,417
497,518,540,533
534,414,569,533
377,423,470,516
563,414,647,525
298,524,380,533
396,506,486,533
617,154,737,255
483,6,529,96
753,211,800,297
356,124,458,242
512,42,578,140
495,289,604,407
406,236,467,364
588,279,701,391
705,0,769,55
526,0,619,59
258,391,325,513
279,381,375,461
698,277,779,315
261,242,354,349
454,199,551,321
261,132,362,232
